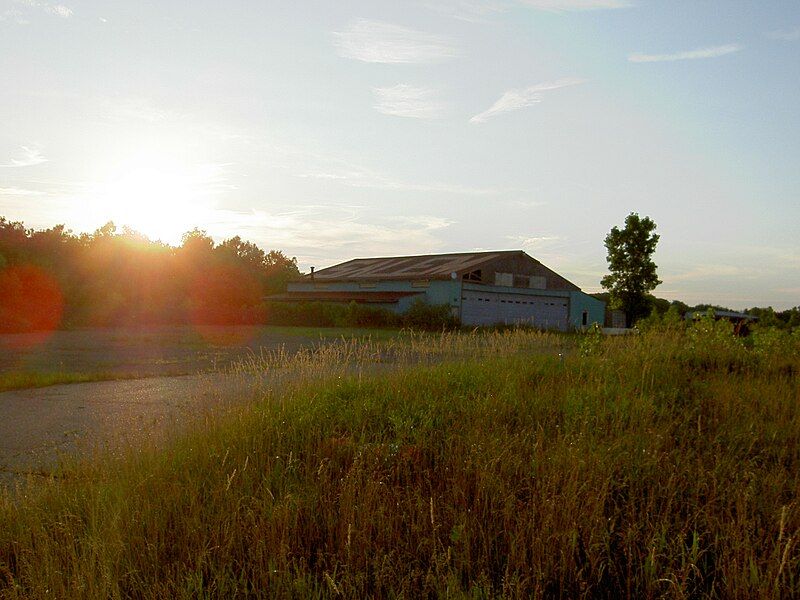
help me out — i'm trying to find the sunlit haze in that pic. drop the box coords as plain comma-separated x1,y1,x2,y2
2,0,799,308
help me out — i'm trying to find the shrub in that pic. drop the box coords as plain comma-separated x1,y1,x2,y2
263,300,459,331
637,303,686,334
401,300,459,331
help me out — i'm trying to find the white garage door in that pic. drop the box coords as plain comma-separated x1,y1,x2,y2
460,290,569,330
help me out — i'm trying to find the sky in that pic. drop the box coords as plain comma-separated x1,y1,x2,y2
1,0,799,309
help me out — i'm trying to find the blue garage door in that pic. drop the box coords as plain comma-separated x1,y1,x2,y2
461,290,569,330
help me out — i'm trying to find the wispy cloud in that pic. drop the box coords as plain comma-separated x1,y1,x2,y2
0,187,48,196
517,0,632,11
425,0,630,20
14,0,72,18
265,142,518,196
373,85,446,119
664,264,757,284
332,19,459,64
628,44,741,63
98,97,172,123
766,27,800,42
201,206,453,265
0,9,27,23
0,146,48,168
507,235,563,247
44,4,71,17
660,243,800,306
505,234,581,267
295,164,510,195
470,78,585,123
506,199,547,208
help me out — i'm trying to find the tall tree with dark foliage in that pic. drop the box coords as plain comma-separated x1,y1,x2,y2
601,213,661,327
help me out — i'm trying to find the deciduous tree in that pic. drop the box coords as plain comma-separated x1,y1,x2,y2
601,213,661,327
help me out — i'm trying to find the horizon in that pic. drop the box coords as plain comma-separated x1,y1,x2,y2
2,0,799,310
2,214,792,314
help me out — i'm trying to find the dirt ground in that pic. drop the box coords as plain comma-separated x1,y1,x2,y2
0,373,256,481
0,325,391,483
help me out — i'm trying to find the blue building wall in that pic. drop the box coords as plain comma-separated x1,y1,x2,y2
568,291,605,329
287,279,604,329
462,283,604,329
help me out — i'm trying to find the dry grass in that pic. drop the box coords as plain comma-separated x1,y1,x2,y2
0,325,798,598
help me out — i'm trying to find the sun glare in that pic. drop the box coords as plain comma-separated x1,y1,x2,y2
89,159,212,245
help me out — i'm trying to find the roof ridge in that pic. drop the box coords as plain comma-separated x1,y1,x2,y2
323,249,522,264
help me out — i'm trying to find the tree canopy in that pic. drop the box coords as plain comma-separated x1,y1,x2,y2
601,213,661,327
0,217,300,333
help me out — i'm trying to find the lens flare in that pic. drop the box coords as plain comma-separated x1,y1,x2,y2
187,263,262,346
0,264,64,349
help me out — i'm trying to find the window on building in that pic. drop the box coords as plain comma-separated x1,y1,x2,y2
529,276,547,290
495,272,513,287
582,310,589,327
462,269,482,282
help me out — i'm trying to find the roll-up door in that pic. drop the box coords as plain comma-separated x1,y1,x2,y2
460,290,569,330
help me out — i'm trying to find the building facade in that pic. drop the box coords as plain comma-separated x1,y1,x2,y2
270,250,604,330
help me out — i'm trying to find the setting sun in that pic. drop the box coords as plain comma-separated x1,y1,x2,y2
90,160,210,244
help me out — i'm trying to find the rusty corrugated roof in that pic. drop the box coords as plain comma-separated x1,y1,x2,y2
305,250,524,281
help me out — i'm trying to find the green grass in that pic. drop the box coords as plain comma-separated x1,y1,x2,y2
0,326,406,392
0,326,798,598
166,325,406,344
0,371,137,393
258,325,405,341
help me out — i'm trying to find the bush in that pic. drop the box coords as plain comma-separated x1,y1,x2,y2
401,299,459,330
264,301,349,327
264,301,400,328
637,304,686,333
263,300,459,331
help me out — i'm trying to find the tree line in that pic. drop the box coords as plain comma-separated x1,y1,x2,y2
0,217,300,333
592,291,800,330
599,212,798,329
2,214,796,334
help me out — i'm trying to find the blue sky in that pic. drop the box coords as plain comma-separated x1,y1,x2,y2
1,0,798,308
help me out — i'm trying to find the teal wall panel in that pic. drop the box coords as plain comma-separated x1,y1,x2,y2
287,279,605,327
569,291,605,328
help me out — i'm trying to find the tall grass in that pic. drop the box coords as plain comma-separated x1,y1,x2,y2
0,371,128,392
0,325,798,598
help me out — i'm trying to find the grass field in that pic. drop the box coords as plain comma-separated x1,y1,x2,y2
0,325,404,392
0,322,798,598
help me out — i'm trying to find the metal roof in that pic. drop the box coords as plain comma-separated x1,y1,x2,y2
305,250,525,281
267,291,424,304
685,309,757,322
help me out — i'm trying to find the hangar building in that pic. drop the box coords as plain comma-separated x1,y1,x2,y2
271,250,604,330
